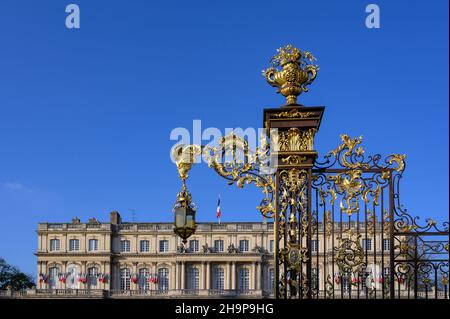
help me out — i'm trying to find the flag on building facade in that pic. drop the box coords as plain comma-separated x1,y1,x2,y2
216,196,221,224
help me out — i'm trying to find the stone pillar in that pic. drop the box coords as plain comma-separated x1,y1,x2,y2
256,262,261,290
170,263,176,290
152,262,157,291
181,262,185,290
231,262,236,290
201,262,206,290
175,262,180,290
206,262,211,290
226,262,231,290
252,262,256,290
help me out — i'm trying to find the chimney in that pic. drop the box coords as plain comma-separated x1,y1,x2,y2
110,211,122,225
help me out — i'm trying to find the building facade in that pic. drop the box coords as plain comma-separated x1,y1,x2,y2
35,212,395,298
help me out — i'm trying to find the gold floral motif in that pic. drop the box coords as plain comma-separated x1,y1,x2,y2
281,155,307,165
273,110,316,118
328,169,364,216
274,128,316,152
263,44,318,105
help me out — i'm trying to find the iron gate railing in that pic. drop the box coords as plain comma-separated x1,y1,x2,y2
274,134,449,299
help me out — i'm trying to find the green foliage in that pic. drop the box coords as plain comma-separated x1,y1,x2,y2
0,257,34,290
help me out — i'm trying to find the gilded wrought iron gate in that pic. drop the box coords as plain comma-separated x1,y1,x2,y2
172,45,448,300
272,133,449,299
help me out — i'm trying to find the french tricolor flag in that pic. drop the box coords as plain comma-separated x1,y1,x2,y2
216,196,221,224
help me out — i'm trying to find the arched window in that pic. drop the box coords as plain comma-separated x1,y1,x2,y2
120,268,131,291
158,268,169,291
48,267,59,289
238,267,250,291
187,266,199,290
138,268,149,291
212,267,224,291
87,267,98,288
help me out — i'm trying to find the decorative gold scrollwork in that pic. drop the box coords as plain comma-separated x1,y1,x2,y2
202,133,276,218
328,169,364,216
273,110,316,118
335,234,365,275
281,155,307,165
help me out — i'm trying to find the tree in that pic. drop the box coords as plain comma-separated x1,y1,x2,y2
0,257,34,290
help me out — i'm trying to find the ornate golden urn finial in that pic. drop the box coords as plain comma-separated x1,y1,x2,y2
263,44,319,106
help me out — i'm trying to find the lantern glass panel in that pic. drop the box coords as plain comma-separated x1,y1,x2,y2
174,207,186,228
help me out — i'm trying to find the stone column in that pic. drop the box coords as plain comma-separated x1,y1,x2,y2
256,262,261,290
226,262,231,290
231,262,236,290
175,262,180,290
170,263,176,290
181,262,185,290
201,262,206,290
252,262,256,290
206,262,211,290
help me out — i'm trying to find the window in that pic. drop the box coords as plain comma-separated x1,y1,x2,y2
88,239,98,251
187,267,200,290
312,268,319,290
158,268,169,291
138,268,149,291
362,238,372,251
121,240,130,252
239,240,249,252
69,239,79,251
140,240,150,252
238,267,250,291
269,268,274,292
120,268,131,291
214,240,224,252
189,240,199,252
48,267,59,289
159,240,169,252
212,267,224,291
383,239,390,251
50,239,60,251
87,267,98,288
66,264,80,289
311,240,319,253
383,267,390,277
269,240,274,253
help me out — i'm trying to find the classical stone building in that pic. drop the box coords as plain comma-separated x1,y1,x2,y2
34,211,395,298
36,212,275,298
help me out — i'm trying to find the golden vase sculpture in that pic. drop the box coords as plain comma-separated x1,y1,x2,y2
263,44,318,106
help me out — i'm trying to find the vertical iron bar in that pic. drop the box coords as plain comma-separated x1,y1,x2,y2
274,171,280,299
306,168,312,299
389,174,395,299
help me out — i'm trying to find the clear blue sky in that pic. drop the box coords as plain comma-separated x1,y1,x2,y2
0,0,448,276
